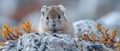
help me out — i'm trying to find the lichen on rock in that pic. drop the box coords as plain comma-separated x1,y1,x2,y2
0,33,79,51
0,20,119,51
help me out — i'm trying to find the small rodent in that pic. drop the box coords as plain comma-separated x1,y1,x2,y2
39,5,74,37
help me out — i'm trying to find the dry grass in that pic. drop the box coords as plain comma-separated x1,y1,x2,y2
0,42,5,46
78,23,119,50
0,21,119,50
0,21,38,46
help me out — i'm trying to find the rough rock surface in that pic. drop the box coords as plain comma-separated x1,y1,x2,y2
73,20,105,38
0,33,76,51
1,32,116,51
0,20,116,51
0,32,107,51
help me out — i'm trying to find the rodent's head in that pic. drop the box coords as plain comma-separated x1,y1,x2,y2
40,5,69,32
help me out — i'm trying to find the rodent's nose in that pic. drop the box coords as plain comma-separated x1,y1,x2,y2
52,24,56,27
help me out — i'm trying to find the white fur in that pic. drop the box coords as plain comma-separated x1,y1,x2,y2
39,5,74,37
41,5,47,12
59,5,66,12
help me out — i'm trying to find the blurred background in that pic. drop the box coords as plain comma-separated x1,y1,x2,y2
0,0,120,40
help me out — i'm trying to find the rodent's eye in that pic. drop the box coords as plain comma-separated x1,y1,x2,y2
46,16,49,20
58,15,61,19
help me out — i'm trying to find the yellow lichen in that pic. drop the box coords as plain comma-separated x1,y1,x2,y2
118,41,120,46
0,21,119,49
14,27,22,38
78,34,83,41
95,23,107,38
91,34,96,43
83,34,89,41
111,27,117,39
106,39,112,46
106,34,111,39
116,41,120,50
104,27,109,33
19,20,32,33
95,23,102,31
0,20,38,42
99,38,106,44
0,30,7,40
0,42,5,46
0,24,12,40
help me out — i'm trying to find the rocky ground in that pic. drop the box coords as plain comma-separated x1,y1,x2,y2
0,33,106,51
0,20,119,51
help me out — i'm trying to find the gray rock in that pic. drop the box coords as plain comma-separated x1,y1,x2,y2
73,20,104,38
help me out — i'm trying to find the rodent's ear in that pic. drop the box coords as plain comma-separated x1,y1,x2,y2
40,5,47,15
58,5,66,13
